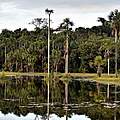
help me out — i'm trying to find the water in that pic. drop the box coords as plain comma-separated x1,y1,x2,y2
0,76,120,120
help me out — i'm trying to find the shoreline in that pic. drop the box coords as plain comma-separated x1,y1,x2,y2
0,72,120,84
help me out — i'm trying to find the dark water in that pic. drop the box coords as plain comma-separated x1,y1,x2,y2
0,76,120,120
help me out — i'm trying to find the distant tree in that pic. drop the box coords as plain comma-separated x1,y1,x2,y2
94,56,104,77
29,18,47,28
59,18,74,74
101,38,114,75
51,49,61,73
108,9,120,77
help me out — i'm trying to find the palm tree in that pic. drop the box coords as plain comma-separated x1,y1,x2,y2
108,9,120,77
59,18,74,74
59,18,73,108
98,9,120,77
98,18,112,76
45,8,54,120
102,38,113,75
94,56,104,77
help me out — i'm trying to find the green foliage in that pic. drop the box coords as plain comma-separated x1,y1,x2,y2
0,10,120,74
94,95,104,103
94,56,106,77
94,56,104,66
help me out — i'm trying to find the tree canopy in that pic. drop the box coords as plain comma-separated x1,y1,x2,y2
0,9,120,74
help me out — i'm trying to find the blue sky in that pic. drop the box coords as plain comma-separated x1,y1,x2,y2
0,0,120,31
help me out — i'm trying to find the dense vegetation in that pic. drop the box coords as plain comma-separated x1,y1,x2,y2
0,9,120,74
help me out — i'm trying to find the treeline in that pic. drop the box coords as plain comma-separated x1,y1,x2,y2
0,9,120,73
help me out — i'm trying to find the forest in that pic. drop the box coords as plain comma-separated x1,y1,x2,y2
0,9,120,74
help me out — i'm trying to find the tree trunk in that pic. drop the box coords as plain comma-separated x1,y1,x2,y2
96,82,100,96
115,85,117,101
47,13,51,120
115,29,118,78
107,83,110,100
65,108,68,120
114,86,117,120
9,62,12,72
65,83,68,105
97,65,102,77
4,83,6,99
4,46,7,69
20,62,23,72
56,65,58,73
16,60,18,72
32,65,34,72
26,64,29,72
108,58,110,75
65,33,68,73
51,79,54,105
114,111,116,120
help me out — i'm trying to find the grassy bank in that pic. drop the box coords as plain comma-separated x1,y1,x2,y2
0,71,46,77
0,72,97,77
0,71,120,84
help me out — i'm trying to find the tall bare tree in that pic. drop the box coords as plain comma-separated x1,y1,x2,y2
45,8,54,120
59,18,74,73
29,18,47,28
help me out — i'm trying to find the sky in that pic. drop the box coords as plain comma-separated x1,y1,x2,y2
0,0,120,31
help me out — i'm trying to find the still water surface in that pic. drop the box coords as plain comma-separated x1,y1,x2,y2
0,76,120,120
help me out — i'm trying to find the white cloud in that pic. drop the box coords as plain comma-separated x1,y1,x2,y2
0,0,120,31
0,1,17,13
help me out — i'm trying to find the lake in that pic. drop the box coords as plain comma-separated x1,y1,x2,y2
0,76,119,120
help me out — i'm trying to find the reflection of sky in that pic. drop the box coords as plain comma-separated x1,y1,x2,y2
0,112,91,120
50,114,91,120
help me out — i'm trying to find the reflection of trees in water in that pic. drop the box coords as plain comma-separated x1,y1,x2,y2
1,98,120,120
34,115,40,120
2,76,47,101
0,77,120,119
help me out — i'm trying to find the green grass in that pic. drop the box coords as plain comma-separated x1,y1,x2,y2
0,71,47,77
0,71,120,85
0,71,117,78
